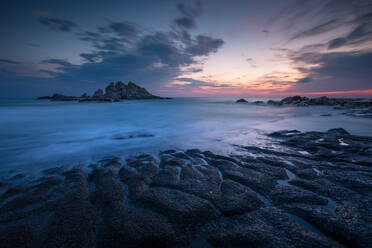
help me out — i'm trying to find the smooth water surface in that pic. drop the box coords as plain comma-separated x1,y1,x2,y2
1,97,371,174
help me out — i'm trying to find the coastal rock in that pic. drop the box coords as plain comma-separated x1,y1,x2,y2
267,99,282,105
93,89,104,99
0,129,371,247
38,81,170,102
263,96,372,117
37,93,78,101
236,98,248,103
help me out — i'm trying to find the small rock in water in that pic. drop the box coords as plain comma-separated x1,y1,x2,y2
236,98,248,103
327,128,349,136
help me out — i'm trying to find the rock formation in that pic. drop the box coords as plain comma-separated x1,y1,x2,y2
37,81,171,102
236,98,248,103
0,128,371,247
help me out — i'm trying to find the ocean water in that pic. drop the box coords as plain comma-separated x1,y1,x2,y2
0,97,371,174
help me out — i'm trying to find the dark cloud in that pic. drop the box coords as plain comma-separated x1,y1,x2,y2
0,59,21,65
0,1,224,97
296,76,312,83
327,38,347,49
101,21,139,38
174,17,196,29
42,59,72,67
39,17,77,32
290,51,372,92
138,32,193,67
175,77,231,88
177,1,203,19
33,27,224,95
77,22,141,62
174,1,203,29
290,19,339,41
186,35,224,56
328,16,372,49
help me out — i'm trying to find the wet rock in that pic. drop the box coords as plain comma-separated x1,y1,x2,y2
217,179,265,215
327,128,350,135
119,154,159,197
282,203,371,247
92,168,178,248
296,168,320,179
270,185,328,206
98,156,122,167
150,167,180,188
44,169,98,248
0,224,34,248
136,187,220,225
209,207,341,248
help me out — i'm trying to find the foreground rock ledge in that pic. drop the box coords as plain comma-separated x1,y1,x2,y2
0,129,371,247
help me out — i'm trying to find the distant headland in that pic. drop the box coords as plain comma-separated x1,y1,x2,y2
37,81,171,102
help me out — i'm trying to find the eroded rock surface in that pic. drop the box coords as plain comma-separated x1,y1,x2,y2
0,129,371,247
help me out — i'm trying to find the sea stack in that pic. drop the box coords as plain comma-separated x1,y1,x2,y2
37,81,171,102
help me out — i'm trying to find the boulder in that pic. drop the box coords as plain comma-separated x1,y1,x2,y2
236,98,248,103
93,89,104,99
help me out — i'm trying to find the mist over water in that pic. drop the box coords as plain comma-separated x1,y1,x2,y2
1,97,371,174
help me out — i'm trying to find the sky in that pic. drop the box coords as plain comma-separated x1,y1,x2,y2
0,0,371,97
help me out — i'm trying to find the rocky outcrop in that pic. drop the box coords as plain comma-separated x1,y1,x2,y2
236,98,248,103
37,81,171,102
264,96,372,118
0,128,371,247
37,93,79,101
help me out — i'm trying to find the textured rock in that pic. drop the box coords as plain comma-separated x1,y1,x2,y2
136,187,220,225
0,129,370,247
217,179,265,215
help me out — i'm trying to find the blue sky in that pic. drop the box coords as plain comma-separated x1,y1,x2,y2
1,0,371,97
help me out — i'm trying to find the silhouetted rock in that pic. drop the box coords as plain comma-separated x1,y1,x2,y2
93,89,104,99
38,81,170,102
37,93,78,101
267,99,282,105
262,96,372,118
236,98,248,103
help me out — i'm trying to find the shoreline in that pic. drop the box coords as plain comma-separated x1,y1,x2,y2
0,128,371,247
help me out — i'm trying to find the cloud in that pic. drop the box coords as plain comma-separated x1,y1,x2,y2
39,17,77,32
174,1,203,29
0,1,225,97
175,77,231,88
290,19,339,41
327,38,347,49
290,51,372,92
0,59,21,65
100,21,139,38
42,59,73,67
246,58,257,68
327,14,372,49
186,35,224,56
296,76,312,83
174,17,196,29
137,32,193,67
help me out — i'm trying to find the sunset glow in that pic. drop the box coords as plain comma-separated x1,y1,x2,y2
1,0,371,97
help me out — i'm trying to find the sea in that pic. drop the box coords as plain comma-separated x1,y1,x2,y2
1,97,371,175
